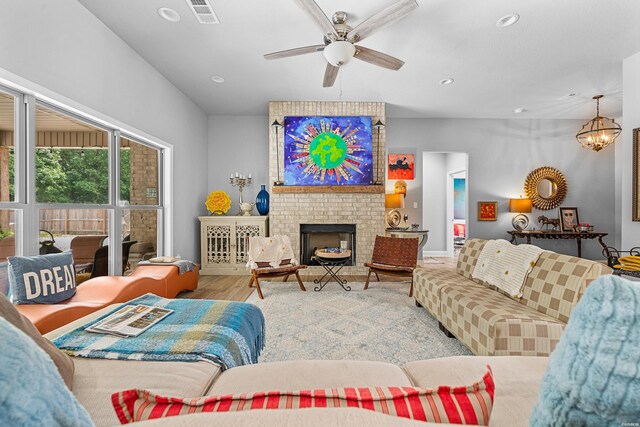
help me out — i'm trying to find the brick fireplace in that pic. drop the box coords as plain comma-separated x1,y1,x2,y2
268,101,386,275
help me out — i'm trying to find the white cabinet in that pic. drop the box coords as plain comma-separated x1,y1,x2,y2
199,216,268,275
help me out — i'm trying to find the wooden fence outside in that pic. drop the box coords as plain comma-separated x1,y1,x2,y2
39,209,108,235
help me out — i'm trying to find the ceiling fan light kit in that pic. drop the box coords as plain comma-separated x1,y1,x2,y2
323,41,356,66
264,0,418,87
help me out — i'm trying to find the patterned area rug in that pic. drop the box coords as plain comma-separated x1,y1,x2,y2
246,281,472,365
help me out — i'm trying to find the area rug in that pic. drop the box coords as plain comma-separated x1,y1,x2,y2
246,281,472,365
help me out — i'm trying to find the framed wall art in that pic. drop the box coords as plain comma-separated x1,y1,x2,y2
387,154,414,180
477,201,497,221
633,128,640,220
283,116,373,186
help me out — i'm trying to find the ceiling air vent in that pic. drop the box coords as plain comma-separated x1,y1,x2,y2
186,0,220,24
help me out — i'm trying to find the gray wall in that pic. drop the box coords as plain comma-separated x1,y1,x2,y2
621,52,640,250
209,115,617,259
0,0,209,261
208,116,268,213
387,118,617,259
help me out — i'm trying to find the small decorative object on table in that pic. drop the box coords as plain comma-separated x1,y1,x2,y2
411,223,419,230
205,190,232,215
538,215,560,231
573,223,594,232
559,207,579,232
230,172,252,215
255,185,270,215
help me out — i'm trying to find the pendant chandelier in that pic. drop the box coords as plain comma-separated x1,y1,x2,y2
576,95,621,152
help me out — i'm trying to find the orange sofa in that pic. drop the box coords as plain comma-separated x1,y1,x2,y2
16,264,199,334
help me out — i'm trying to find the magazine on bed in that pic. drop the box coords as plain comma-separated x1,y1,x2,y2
85,304,173,337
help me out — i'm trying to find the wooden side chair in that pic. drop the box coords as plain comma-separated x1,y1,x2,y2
364,235,419,297
247,235,306,299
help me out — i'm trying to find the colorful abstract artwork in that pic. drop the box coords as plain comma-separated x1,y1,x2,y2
453,178,466,220
388,154,414,180
477,201,498,221
283,116,373,186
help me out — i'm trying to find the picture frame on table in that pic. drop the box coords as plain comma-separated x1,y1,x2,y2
477,201,498,221
559,207,580,232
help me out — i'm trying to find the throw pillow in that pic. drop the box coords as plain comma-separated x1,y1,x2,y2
112,368,494,425
0,317,93,426
8,252,76,304
0,293,74,389
530,275,640,426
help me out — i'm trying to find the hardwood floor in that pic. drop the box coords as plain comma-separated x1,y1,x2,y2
182,257,457,301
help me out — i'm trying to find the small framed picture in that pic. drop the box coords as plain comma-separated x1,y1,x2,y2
559,207,580,232
477,201,498,221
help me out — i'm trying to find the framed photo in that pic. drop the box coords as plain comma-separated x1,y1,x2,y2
633,128,640,220
559,207,580,232
477,201,497,221
388,154,414,180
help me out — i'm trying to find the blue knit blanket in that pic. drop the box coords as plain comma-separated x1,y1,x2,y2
52,294,265,371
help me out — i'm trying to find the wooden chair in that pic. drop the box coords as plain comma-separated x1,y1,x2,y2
364,235,419,297
247,235,306,299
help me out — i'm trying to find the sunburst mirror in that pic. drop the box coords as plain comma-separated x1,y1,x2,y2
524,166,568,210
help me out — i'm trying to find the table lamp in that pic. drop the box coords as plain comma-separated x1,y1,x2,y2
385,193,405,228
509,198,533,231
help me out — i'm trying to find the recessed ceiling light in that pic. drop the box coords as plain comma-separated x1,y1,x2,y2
158,7,181,22
496,13,520,28
439,78,454,86
514,107,526,114
211,76,225,83
556,93,578,101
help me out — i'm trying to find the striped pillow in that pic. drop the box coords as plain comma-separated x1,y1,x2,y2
112,367,494,425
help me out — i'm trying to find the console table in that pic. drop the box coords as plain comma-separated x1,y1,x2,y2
385,229,429,259
507,230,609,258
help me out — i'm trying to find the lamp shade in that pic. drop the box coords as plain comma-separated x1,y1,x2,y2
509,198,532,213
385,193,405,209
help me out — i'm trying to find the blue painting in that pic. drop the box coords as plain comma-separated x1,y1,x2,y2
283,116,373,186
454,178,466,220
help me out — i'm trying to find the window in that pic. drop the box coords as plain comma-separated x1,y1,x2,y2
0,83,169,278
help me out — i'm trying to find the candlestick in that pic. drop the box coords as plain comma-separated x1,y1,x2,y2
230,173,253,215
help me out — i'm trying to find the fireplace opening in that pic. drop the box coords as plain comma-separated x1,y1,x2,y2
300,224,356,266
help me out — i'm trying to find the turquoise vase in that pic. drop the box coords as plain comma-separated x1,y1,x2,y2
256,185,269,215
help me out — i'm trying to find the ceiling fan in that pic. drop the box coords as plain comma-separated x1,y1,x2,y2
264,0,419,87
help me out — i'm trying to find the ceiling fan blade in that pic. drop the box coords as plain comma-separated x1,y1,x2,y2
264,44,325,60
323,64,339,87
347,0,418,43
354,45,404,70
294,0,338,38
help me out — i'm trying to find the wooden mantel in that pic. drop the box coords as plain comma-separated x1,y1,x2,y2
271,185,384,194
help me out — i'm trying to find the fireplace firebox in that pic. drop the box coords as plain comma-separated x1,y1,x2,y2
300,224,356,266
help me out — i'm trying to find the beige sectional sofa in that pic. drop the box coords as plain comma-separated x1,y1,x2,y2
413,239,611,356
47,305,550,426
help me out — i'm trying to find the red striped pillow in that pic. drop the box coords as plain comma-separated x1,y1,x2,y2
112,367,494,425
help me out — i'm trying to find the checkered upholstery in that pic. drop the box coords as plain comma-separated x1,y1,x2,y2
440,283,564,356
520,251,612,323
456,239,487,281
414,238,611,357
413,266,463,318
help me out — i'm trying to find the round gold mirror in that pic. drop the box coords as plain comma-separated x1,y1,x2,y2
524,167,567,210
536,179,557,199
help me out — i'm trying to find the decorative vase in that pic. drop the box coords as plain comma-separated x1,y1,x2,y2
256,185,270,215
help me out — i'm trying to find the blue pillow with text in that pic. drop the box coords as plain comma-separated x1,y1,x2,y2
8,252,76,304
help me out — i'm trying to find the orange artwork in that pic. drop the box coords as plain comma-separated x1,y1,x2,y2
388,154,414,180
477,202,498,221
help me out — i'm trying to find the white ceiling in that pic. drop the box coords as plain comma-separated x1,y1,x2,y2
76,0,640,119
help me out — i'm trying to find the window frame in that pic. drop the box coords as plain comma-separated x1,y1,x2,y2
0,83,170,275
